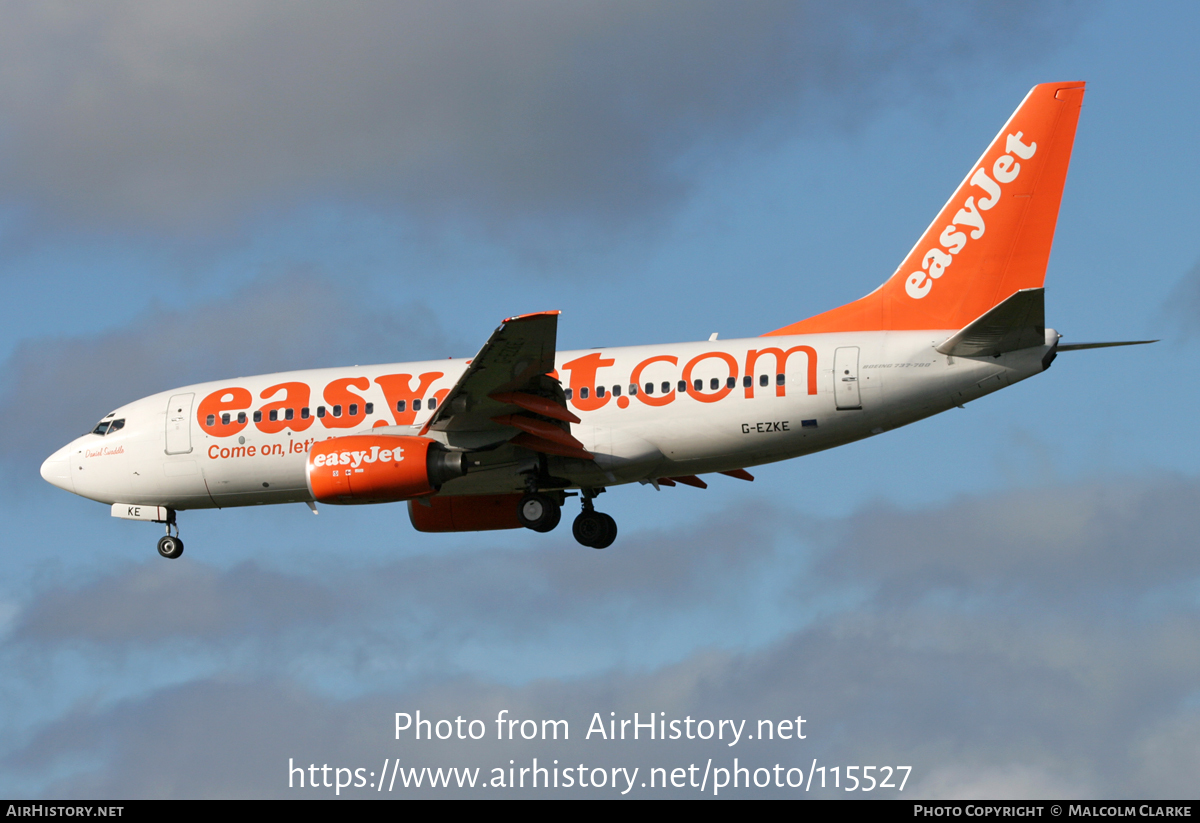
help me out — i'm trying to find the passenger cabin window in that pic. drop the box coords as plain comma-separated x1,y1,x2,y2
661,382,670,394
726,377,736,389
645,383,654,395
238,412,247,424
710,378,719,391
332,405,342,417
269,410,278,422
412,399,421,412
596,386,606,398
202,417,213,429
365,402,374,415
759,375,768,387
579,387,589,399
221,413,231,425
678,380,687,393
612,384,621,397
776,374,785,386
743,375,752,388
564,389,573,400
300,408,309,420
285,408,294,420
317,406,326,418
628,384,638,396
396,400,406,412
253,411,263,423
693,379,703,392
348,403,358,417
428,397,437,410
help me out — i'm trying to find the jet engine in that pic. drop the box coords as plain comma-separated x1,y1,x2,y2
306,435,465,504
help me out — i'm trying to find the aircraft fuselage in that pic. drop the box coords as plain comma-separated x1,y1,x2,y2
41,330,1055,511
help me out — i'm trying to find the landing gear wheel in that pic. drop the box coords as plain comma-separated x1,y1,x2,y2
572,511,617,549
592,513,616,549
157,535,184,559
517,493,561,533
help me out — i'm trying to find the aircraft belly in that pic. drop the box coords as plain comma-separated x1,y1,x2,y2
200,437,309,506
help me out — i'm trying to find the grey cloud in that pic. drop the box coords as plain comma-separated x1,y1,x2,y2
0,274,459,470
5,473,1200,797
0,1,1080,238
9,502,788,652
14,560,336,644
819,477,1200,601
9,609,1200,798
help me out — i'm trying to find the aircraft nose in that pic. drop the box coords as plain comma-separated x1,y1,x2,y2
40,445,75,493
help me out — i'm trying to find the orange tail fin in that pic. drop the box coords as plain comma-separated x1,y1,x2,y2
768,82,1085,336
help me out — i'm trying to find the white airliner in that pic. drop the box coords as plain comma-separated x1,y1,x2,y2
40,82,1151,558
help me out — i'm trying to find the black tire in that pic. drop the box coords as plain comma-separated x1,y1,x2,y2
157,535,184,559
573,511,616,549
592,513,617,549
517,493,560,533
542,503,562,533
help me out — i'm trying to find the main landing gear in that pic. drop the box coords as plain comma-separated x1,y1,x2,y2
516,492,562,533
515,487,618,549
156,511,184,559
572,488,617,550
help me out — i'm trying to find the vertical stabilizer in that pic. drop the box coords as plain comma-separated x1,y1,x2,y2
767,82,1084,336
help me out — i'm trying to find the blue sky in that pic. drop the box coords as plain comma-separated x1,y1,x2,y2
2,1,1200,798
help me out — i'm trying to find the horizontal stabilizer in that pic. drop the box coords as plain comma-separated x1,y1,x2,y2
1057,340,1158,351
936,288,1045,357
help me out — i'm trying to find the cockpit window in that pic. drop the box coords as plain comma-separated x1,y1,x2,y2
91,418,125,436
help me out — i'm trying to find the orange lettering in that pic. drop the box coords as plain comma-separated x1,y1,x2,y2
374,373,444,426
256,382,314,433
744,346,817,397
196,387,252,437
561,353,615,412
322,377,370,429
630,355,678,407
682,352,737,404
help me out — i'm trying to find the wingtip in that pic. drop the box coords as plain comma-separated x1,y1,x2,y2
502,310,561,324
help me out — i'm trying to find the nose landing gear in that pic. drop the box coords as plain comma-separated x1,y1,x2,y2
156,511,184,559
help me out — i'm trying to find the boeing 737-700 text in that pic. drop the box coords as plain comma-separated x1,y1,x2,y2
40,82,1152,558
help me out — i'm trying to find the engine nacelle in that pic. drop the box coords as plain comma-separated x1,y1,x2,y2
306,435,465,505
408,493,524,532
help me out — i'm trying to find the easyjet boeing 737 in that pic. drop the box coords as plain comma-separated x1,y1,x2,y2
40,82,1152,558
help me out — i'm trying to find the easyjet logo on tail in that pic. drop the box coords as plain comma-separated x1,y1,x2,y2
906,132,1037,300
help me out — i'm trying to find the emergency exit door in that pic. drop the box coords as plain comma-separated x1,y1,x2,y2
165,393,194,454
834,347,861,410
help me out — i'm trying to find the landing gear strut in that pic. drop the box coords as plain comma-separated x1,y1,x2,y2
572,488,617,549
157,511,184,559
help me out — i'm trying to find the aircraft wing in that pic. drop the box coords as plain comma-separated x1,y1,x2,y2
423,311,591,459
